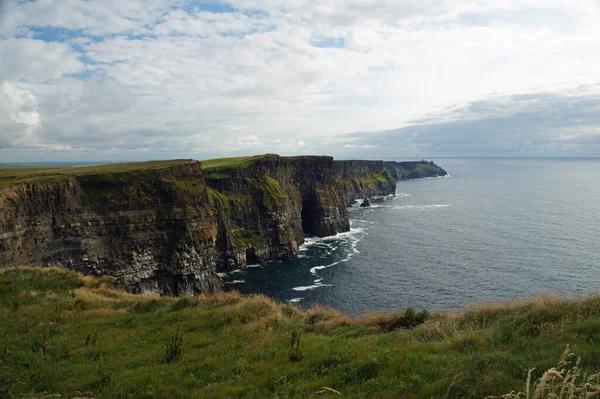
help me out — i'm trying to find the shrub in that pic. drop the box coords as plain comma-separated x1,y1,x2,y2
162,328,184,363
369,307,431,332
288,330,303,362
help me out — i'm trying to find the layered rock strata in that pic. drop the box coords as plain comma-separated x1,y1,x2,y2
0,155,444,295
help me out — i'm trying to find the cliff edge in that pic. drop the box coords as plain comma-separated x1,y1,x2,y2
0,155,446,295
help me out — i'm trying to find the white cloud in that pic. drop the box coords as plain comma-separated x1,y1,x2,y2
2,0,600,160
0,39,85,81
0,82,41,146
344,144,379,149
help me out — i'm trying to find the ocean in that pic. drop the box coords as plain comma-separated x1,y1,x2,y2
221,158,600,315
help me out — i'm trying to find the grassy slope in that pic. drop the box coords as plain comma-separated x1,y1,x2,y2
200,154,276,171
2,269,600,399
392,161,447,180
0,160,193,189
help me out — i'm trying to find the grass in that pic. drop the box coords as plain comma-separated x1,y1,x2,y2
230,228,269,249
247,175,288,208
0,160,194,189
200,154,278,171
388,161,448,180
356,172,395,187
3,269,600,398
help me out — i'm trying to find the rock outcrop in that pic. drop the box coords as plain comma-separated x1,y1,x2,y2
383,160,447,180
0,162,221,296
0,155,446,296
334,160,396,205
203,155,349,271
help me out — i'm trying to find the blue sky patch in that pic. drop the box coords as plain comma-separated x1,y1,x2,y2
312,37,345,49
186,1,236,13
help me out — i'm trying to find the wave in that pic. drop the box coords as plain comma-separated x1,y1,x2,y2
350,219,377,225
290,297,303,303
404,174,452,181
371,193,397,201
225,279,245,284
300,227,366,251
310,260,342,275
247,263,263,268
292,283,333,291
217,268,247,278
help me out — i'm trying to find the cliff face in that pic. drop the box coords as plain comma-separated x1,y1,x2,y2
334,160,397,205
0,155,445,296
0,162,221,296
203,155,349,271
383,160,448,180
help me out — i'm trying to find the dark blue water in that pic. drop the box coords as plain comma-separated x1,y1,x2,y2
221,158,600,314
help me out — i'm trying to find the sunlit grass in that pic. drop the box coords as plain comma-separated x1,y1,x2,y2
200,154,277,171
2,267,600,398
0,160,194,189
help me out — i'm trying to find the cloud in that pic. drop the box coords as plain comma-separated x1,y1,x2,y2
341,88,600,157
1,0,600,161
0,82,41,147
275,139,306,151
0,0,176,38
0,39,85,81
344,144,379,149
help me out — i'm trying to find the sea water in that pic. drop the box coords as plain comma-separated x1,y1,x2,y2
221,158,600,315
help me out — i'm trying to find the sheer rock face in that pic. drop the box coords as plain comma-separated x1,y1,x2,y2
204,156,350,271
383,160,448,180
0,162,221,296
334,160,397,205
0,156,398,295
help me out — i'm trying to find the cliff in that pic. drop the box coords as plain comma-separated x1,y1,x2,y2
0,156,446,295
334,160,396,205
383,160,447,180
0,161,221,296
202,155,350,271
0,155,401,294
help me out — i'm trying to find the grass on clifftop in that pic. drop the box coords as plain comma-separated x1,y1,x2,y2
2,268,600,399
393,161,448,179
201,154,278,172
0,160,194,189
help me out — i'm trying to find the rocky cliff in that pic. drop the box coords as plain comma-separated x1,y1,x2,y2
383,160,447,180
202,155,349,272
0,161,221,296
0,155,445,296
334,160,396,205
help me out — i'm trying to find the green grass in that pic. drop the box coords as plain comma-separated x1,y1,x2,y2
246,175,287,208
200,154,278,171
230,228,269,249
206,187,230,210
389,161,448,180
356,172,395,187
2,268,600,398
0,160,194,189
162,177,205,196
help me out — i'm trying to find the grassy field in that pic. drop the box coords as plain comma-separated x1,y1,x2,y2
200,154,276,171
0,160,194,189
2,268,600,398
0,155,280,189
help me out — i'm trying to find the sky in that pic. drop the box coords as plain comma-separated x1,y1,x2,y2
1,0,600,162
